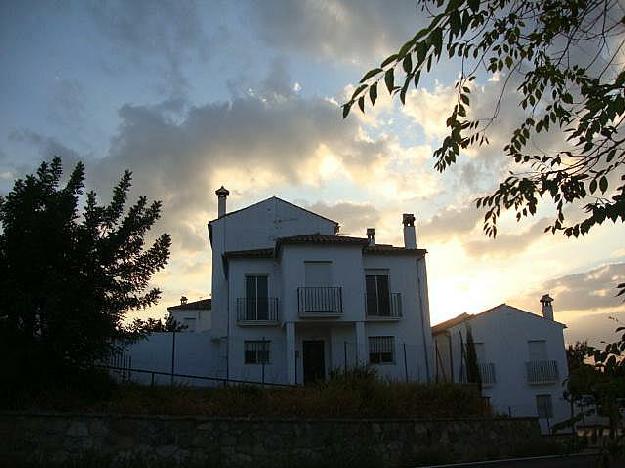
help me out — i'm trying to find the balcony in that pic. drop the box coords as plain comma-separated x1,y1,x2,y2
526,360,559,384
479,362,496,387
297,287,342,317
365,293,402,319
236,298,280,325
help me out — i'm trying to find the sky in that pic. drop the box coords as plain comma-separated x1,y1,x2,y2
1,0,624,346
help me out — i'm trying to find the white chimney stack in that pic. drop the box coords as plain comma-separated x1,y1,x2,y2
540,294,554,320
367,228,375,246
215,186,229,218
403,213,417,249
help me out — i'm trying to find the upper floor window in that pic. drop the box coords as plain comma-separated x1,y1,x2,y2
245,340,271,364
528,340,547,361
369,336,395,364
246,275,268,319
365,271,390,316
305,261,333,286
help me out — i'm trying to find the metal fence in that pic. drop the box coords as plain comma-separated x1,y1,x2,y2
526,360,559,384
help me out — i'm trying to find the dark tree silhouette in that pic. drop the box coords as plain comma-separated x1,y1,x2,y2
129,315,187,334
0,158,171,387
464,326,482,391
343,1,625,285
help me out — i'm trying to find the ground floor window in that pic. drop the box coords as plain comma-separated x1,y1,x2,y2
536,394,553,418
244,340,271,364
369,336,395,364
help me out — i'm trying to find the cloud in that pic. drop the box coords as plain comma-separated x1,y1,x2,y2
86,0,210,96
463,218,549,258
9,130,83,165
47,79,85,127
420,205,482,242
304,200,381,236
538,262,625,312
247,0,423,63
84,66,406,254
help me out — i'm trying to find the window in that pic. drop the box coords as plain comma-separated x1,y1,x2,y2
365,272,390,316
528,340,547,361
305,261,332,286
183,317,196,331
369,336,395,364
246,275,268,320
244,340,270,364
536,394,553,418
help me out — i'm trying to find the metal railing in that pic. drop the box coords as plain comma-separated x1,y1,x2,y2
236,297,279,322
479,362,496,386
526,360,559,384
99,364,294,388
365,293,402,318
297,286,342,315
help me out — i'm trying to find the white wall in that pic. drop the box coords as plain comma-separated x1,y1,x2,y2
118,332,226,386
435,307,570,433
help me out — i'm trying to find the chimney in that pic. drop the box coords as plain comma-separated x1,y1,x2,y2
367,228,376,246
215,186,229,218
403,213,417,249
540,294,554,320
180,296,188,306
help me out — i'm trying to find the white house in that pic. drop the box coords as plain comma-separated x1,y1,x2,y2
432,296,570,433
167,298,212,332
208,188,434,385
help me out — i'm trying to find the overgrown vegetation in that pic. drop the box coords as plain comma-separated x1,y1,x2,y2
4,368,488,419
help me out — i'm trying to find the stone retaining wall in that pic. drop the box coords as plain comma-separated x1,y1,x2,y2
0,412,543,467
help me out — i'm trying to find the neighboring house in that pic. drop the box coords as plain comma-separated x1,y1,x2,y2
209,187,433,385
432,296,570,433
167,297,212,332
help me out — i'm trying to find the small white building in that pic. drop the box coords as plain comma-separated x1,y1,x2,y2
209,188,434,385
432,296,570,433
167,298,212,332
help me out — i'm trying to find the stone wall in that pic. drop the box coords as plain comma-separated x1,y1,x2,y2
0,412,543,467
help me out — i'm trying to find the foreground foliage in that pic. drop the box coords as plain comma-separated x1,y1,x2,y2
344,0,625,287
0,158,170,390
5,369,488,419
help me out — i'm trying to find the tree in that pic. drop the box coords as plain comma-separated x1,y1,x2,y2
0,158,171,387
464,326,482,391
128,314,187,334
343,0,625,296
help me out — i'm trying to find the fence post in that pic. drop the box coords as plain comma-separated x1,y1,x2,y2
170,329,176,386
151,372,155,387
344,341,347,371
261,336,266,387
403,343,408,382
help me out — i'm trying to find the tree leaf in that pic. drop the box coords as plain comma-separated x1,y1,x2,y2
384,69,395,94
369,82,377,106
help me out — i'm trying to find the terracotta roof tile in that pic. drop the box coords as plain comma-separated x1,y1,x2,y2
277,234,369,246
167,298,211,311
224,248,275,258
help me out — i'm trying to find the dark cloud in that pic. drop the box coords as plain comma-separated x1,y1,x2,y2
9,130,83,166
247,0,422,63
463,218,549,257
47,79,85,127
304,201,380,236
420,205,482,242
87,68,394,253
86,0,210,96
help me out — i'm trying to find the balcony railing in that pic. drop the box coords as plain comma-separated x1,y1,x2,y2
236,298,279,324
526,360,559,384
297,287,342,315
479,362,496,386
365,293,402,318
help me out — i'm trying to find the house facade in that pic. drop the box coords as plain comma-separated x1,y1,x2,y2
167,298,212,332
208,188,433,385
432,297,570,433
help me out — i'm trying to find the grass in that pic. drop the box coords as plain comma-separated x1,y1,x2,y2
4,367,489,419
